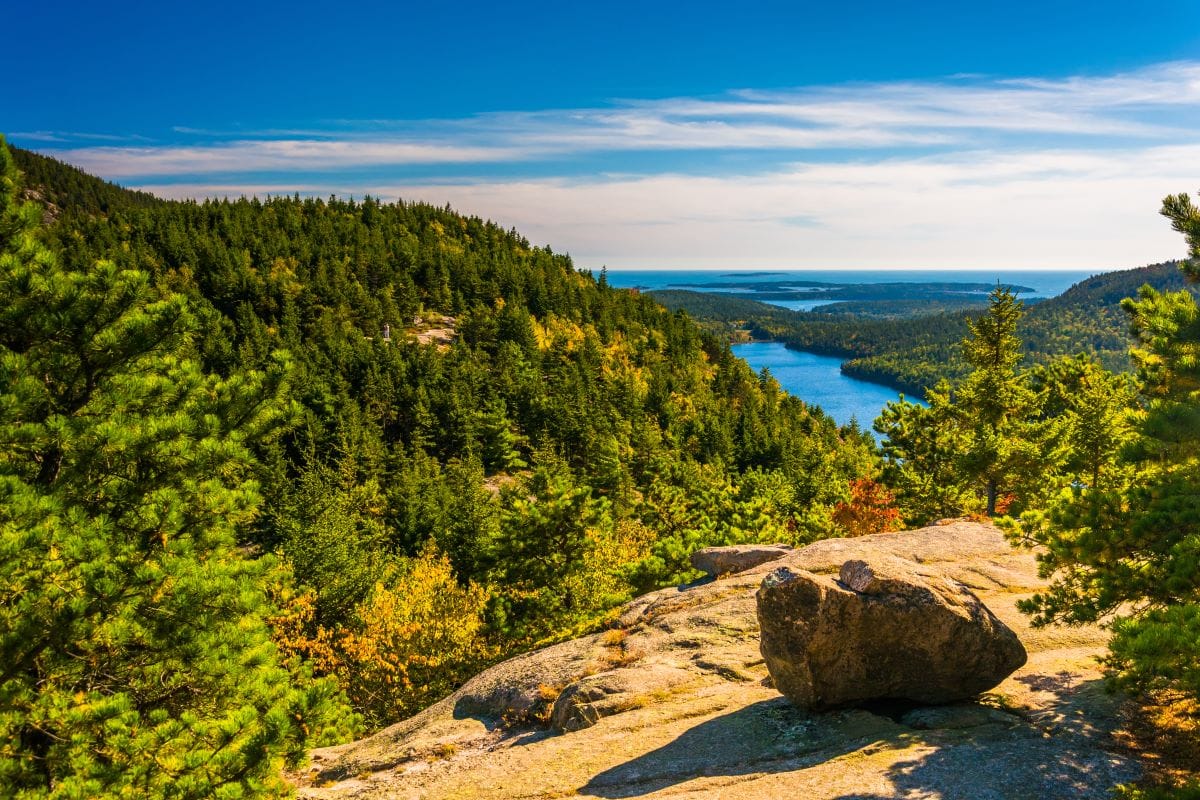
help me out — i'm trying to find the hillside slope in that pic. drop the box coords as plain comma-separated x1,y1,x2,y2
11,145,875,728
294,521,1137,799
12,146,162,217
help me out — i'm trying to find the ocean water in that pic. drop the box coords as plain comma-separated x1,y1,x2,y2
603,268,1098,310
603,268,1101,427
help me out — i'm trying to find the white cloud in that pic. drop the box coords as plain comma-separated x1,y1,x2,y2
12,130,155,144
55,139,527,177
42,60,1200,180
136,142,1200,270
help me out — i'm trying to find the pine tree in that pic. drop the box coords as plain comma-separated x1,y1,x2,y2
476,399,528,474
954,286,1058,516
0,139,349,797
1012,191,1200,701
875,384,978,524
486,466,612,641
877,287,1064,521
1029,355,1136,491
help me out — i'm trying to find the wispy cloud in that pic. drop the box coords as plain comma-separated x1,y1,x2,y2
40,61,1200,180
13,130,155,144
28,61,1200,269
56,139,527,177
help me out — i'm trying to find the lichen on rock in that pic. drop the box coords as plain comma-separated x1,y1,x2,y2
757,554,1027,710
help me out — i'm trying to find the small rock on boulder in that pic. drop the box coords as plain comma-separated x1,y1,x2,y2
757,555,1026,710
690,544,792,578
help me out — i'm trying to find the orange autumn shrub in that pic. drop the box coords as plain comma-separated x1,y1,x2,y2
832,478,902,537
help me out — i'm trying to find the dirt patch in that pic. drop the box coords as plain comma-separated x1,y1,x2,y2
408,314,457,348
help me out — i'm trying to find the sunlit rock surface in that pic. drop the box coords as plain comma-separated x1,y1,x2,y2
295,521,1138,799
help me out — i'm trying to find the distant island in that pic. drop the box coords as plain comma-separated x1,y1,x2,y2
647,275,1037,309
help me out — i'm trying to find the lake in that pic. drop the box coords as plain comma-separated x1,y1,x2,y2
732,341,922,428
604,268,1100,428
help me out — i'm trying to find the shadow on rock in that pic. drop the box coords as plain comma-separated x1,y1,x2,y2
826,735,1131,800
578,698,905,798
580,679,1139,800
828,678,1139,800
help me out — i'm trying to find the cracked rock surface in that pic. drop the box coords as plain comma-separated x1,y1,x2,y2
294,521,1139,799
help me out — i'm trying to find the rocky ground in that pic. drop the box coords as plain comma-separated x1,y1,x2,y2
293,520,1140,799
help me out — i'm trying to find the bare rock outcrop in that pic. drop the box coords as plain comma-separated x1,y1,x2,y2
690,543,792,578
757,555,1027,710
295,521,1138,800
550,664,696,733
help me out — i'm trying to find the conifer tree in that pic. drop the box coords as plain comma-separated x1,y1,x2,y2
955,286,1057,516
1029,355,1135,491
877,287,1063,521
0,139,348,797
485,466,612,641
1013,191,1200,701
875,384,977,524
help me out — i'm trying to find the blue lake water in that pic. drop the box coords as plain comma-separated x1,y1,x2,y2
732,341,923,428
770,298,846,311
603,268,1102,427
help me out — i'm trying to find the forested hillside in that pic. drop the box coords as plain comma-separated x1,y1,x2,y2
11,147,162,217
1,140,877,788
654,263,1188,396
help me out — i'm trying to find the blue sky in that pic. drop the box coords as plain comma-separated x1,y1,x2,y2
8,1,1200,269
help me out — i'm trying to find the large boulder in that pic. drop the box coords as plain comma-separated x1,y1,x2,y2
757,554,1027,710
690,543,792,578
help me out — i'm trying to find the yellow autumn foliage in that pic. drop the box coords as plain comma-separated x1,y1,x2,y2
551,519,657,638
337,547,491,725
531,314,586,352
272,546,492,727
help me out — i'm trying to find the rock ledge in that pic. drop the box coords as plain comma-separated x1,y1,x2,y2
295,521,1137,800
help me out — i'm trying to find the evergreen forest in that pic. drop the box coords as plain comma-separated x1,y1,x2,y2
1,143,877,796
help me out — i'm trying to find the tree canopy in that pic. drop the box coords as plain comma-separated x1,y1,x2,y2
0,139,351,797
1010,190,1200,707
2,143,879,770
